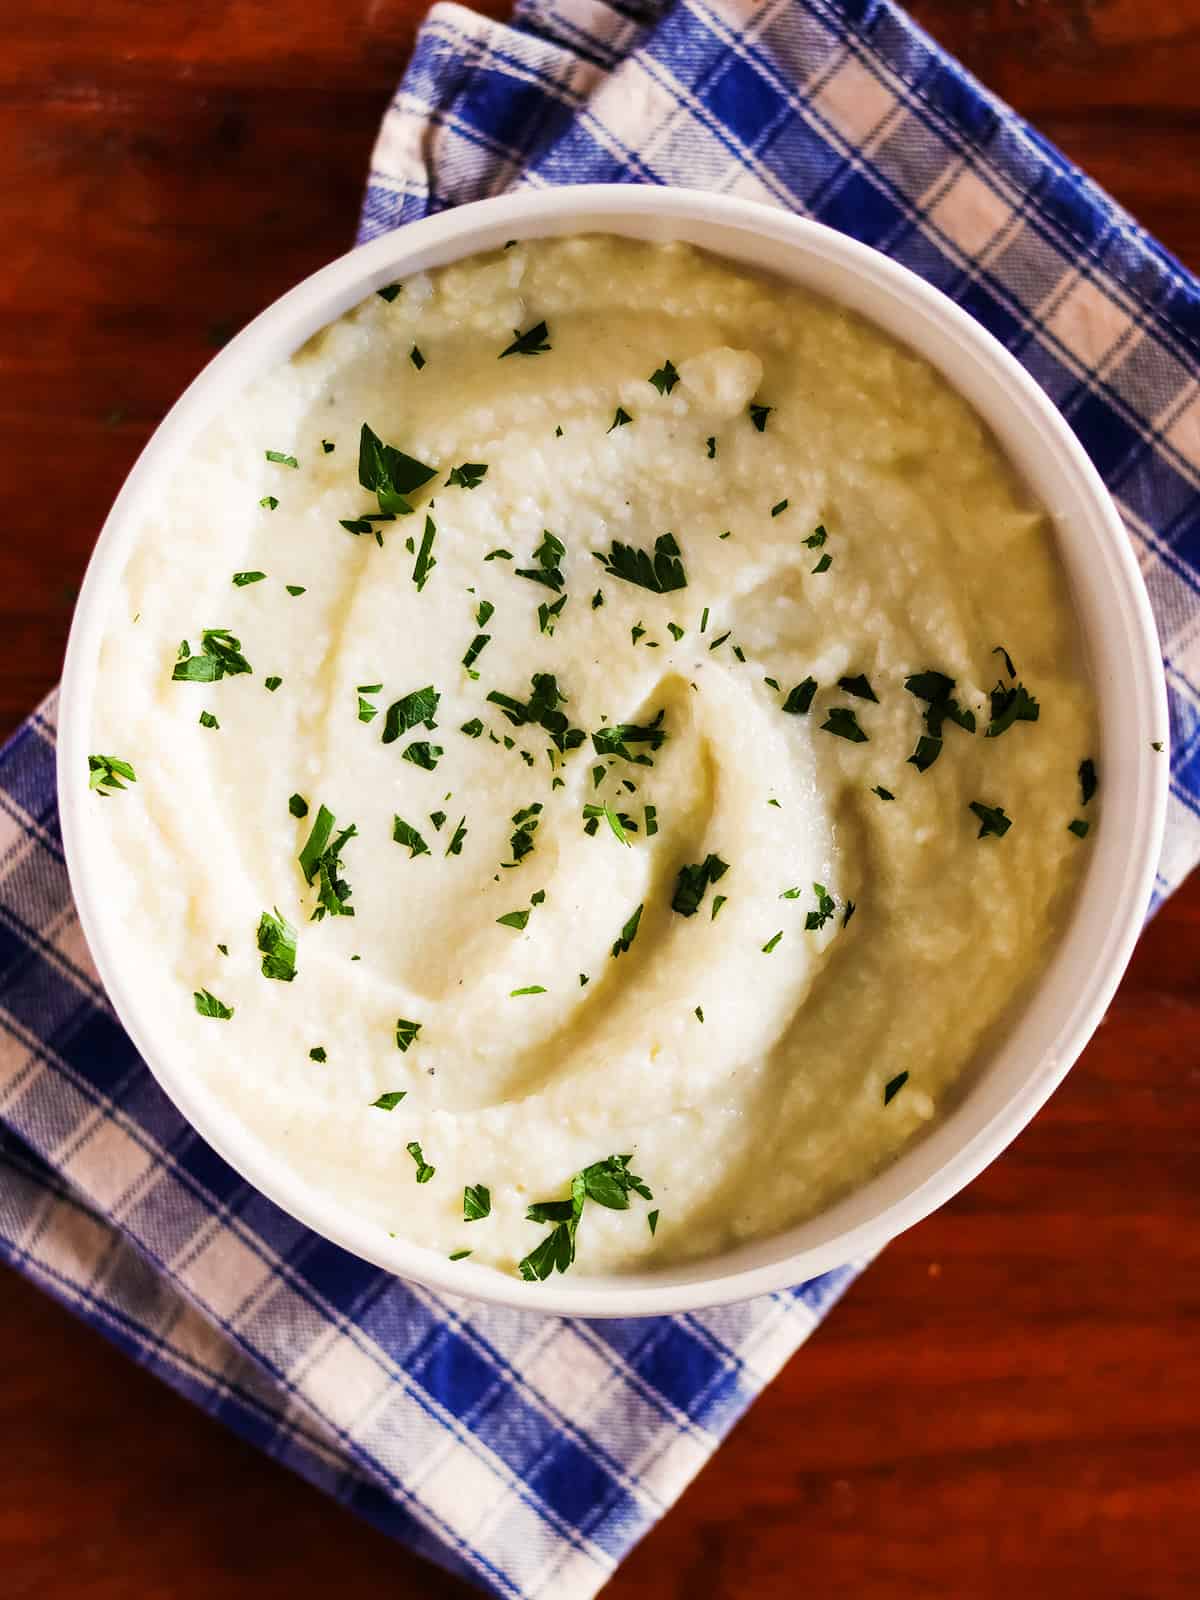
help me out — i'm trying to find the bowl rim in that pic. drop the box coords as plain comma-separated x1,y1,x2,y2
58,184,1169,1318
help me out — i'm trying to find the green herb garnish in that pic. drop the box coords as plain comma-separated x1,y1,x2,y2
607,407,633,432
193,988,233,1020
257,907,297,982
446,462,488,489
371,1090,406,1111
265,450,298,468
487,674,584,753
749,402,772,432
395,1018,422,1052
511,985,546,997
298,804,357,920
516,530,566,592
761,930,783,953
445,817,468,856
497,909,531,930
407,1141,435,1183
595,532,686,594
518,1154,652,1281
671,853,729,917
871,785,895,801
499,320,550,358
402,741,443,771
232,571,266,587
288,793,308,818
706,436,716,459
985,681,1039,738
449,1249,472,1261
771,499,788,518
285,584,305,596
412,513,438,591
884,1071,908,1105
969,800,1012,838
583,802,631,846
837,674,877,702
644,804,658,836
812,552,832,573
804,883,835,931
592,711,666,765
321,439,335,454
508,802,543,865
357,422,436,518
392,816,430,858
464,1185,491,1221
172,629,252,682
460,718,484,739
376,283,402,303
538,595,567,635
782,679,818,716
88,754,136,795
264,676,282,692
410,344,426,370
382,685,439,744
463,633,491,673
611,903,644,957
356,683,382,723
648,360,679,395
821,707,868,743
1079,758,1098,806
199,710,219,729
260,496,279,510
1068,819,1090,838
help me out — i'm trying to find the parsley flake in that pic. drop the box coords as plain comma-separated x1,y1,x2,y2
821,707,868,743
376,283,402,302
288,793,308,818
985,680,1040,738
392,816,430,858
1068,819,1090,838
449,1249,472,1261
172,629,252,683
259,495,279,510
464,1185,491,1221
516,530,566,592
488,674,584,753
804,883,835,931
371,1090,406,1111
445,817,468,857
382,686,439,744
407,1141,435,1183
771,499,789,518
592,711,666,765
409,344,426,370
838,674,878,702
257,907,297,982
497,909,531,931
583,802,632,846
607,406,633,433
595,532,686,593
762,930,783,954
265,450,297,468
782,679,818,716
872,785,895,801
199,710,219,729
749,402,772,432
671,853,729,917
285,584,305,596
232,571,266,587
309,1046,326,1062
357,422,436,518
193,988,233,1020
706,436,716,459
463,633,491,673
298,804,358,920
88,755,136,795
499,320,551,358
518,1154,652,1281
884,1071,908,1106
446,462,488,489
264,676,282,692
395,1018,422,1053
648,360,679,395
1079,758,1098,806
969,800,1012,838
611,903,644,958
511,986,546,997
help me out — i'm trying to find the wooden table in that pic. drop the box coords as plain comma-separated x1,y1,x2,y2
2,2,1198,1594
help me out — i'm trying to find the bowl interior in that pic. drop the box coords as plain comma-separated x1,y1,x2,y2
58,187,1168,1316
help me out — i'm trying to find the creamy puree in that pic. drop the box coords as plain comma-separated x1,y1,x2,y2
86,235,1098,1278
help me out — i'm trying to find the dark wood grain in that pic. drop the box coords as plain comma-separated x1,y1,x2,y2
2,2,1198,1596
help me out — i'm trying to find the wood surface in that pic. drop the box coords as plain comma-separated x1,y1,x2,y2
2,2,1198,1595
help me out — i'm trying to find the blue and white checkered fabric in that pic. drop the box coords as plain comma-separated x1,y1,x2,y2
2,2,1197,1595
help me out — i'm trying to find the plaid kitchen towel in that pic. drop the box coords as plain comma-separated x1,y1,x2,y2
2,0,1198,1595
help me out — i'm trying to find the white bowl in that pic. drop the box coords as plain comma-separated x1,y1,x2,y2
59,186,1168,1317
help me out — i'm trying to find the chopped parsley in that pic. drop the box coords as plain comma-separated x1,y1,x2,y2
771,499,788,518
611,903,644,958
516,530,566,592
264,676,282,692
193,988,233,1020
837,674,878,702
667,622,684,642
321,439,335,454
392,816,430,858
904,670,975,769
409,344,426,370
298,804,357,920
445,817,468,856
429,811,446,832
475,600,495,628
487,674,584,753
631,621,647,646
371,1090,406,1111
992,644,1016,679
464,1185,491,1221
708,631,730,652
395,1018,422,1052
199,710,219,729
402,741,443,771
511,986,546,997
985,680,1039,738
407,1141,435,1183
648,360,679,395
446,461,488,489
460,718,484,739
357,422,436,518
711,894,727,921
700,607,709,633
706,436,717,459
762,930,783,954
497,909,531,930
644,804,658,836
812,552,833,574
309,1046,326,1062
592,711,667,765
257,907,297,982
749,402,772,432
583,801,632,846
376,283,402,303
499,320,551,358
591,590,604,609
843,901,856,927
382,685,439,744
484,548,512,562
508,803,543,865
782,679,818,716
671,853,729,917
1079,758,1098,806
288,793,308,818
804,526,827,549
648,1209,660,1234
265,450,298,468
538,595,567,635
1152,740,1164,752
804,883,835,931
259,495,279,510
412,514,438,591
1068,819,1090,838
821,707,868,743
88,754,136,795
595,532,686,593
232,571,266,587
518,1154,652,1282
172,629,252,682
884,1071,908,1106
285,584,305,596
607,406,633,432
449,1249,472,1262
462,633,491,673
969,800,1012,839
871,785,895,801
357,683,382,723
